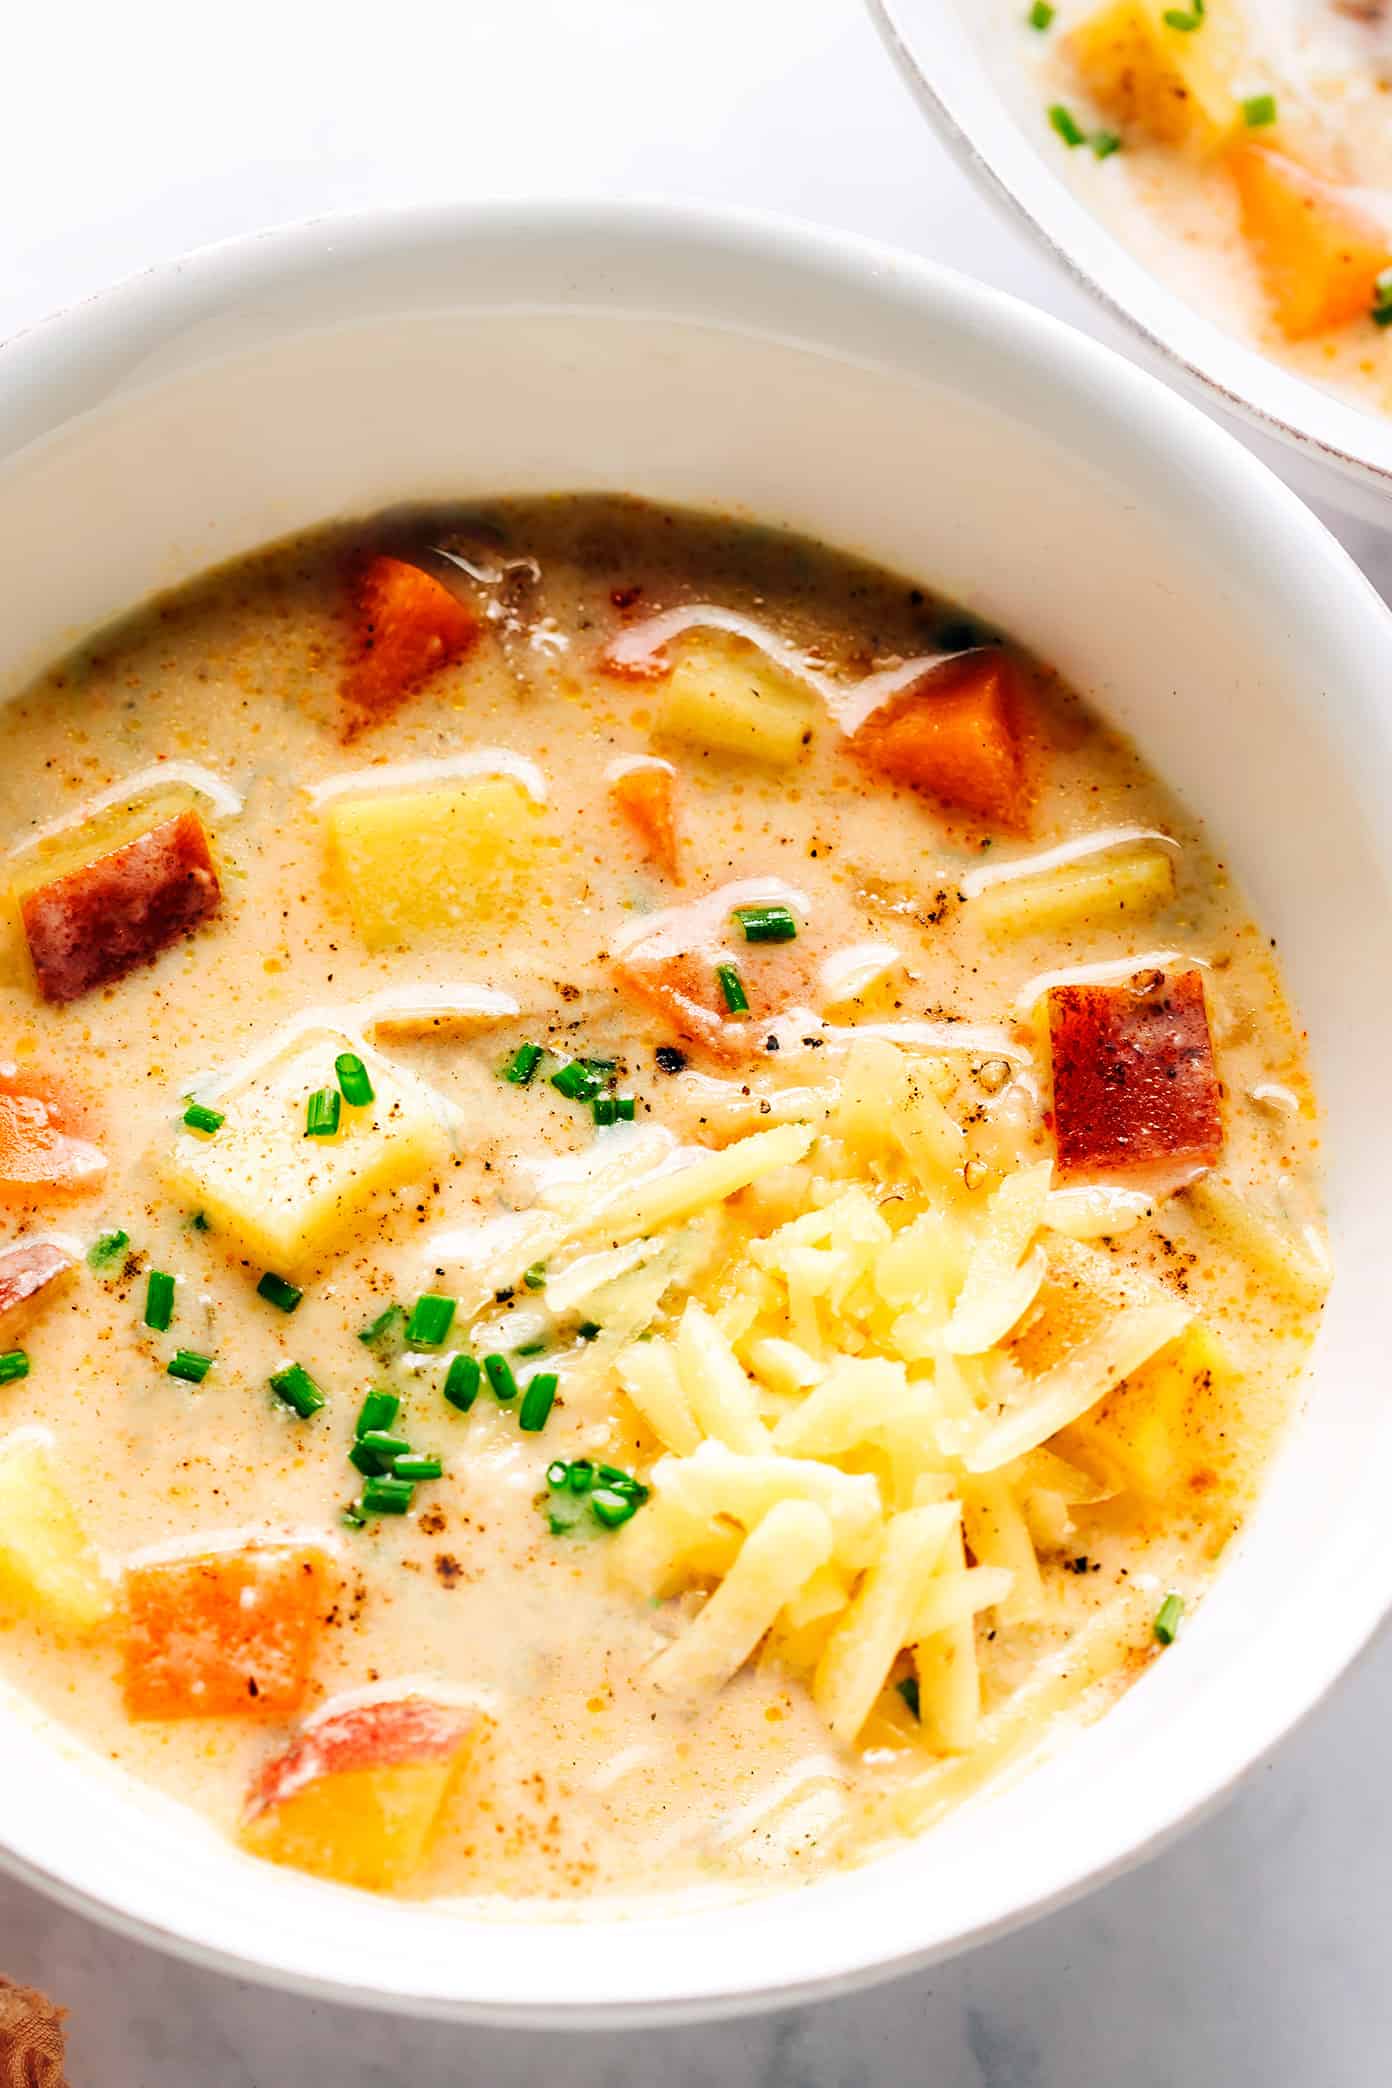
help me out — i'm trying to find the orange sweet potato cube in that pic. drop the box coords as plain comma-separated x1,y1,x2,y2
1229,145,1392,341
123,1544,335,1720
342,555,480,735
19,808,220,1004
614,931,812,1062
1047,969,1223,1181
849,649,1029,832
0,1065,105,1201
240,1696,476,1891
609,759,680,878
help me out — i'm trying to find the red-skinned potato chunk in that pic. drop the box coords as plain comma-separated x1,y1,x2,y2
19,808,219,1005
123,1543,335,1720
849,648,1030,832
240,1695,476,1890
1229,145,1392,342
343,555,481,736
0,1240,76,1328
0,1065,105,1201
610,758,680,878
1047,969,1222,1182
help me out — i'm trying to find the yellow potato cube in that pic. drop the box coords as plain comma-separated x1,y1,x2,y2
974,846,1176,938
1060,1322,1236,1497
0,1435,112,1634
167,1027,449,1273
1067,0,1246,155
327,776,549,952
654,635,816,766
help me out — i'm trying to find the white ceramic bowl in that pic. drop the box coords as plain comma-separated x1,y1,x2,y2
2,201,1391,2025
870,0,1392,522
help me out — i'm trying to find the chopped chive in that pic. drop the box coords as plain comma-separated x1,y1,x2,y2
732,903,798,944
501,1041,544,1085
269,1362,325,1418
1241,91,1277,127
1161,5,1203,28
716,963,749,1016
362,1474,414,1515
144,1270,175,1332
615,1096,637,1122
518,1372,558,1433
351,1429,410,1475
1048,103,1087,148
393,1454,443,1481
592,1094,618,1127
341,1501,367,1529
566,1459,596,1494
551,1059,604,1102
546,1460,571,1489
86,1229,129,1273
484,1353,518,1402
190,1211,210,1232
182,1101,225,1135
591,1486,640,1528
334,1051,375,1107
597,1464,646,1497
523,1262,548,1291
407,1292,456,1346
896,1675,921,1720
167,1349,213,1384
304,1086,341,1138
256,1271,303,1315
515,1339,548,1358
1027,0,1054,23
358,1302,406,1360
355,1388,400,1437
576,1320,601,1342
1373,267,1392,327
349,1441,387,1477
443,1353,482,1413
1154,1592,1185,1644
0,1351,29,1385
1091,129,1122,158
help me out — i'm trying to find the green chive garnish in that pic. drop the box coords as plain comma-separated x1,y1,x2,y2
616,1096,637,1122
190,1211,210,1232
1028,0,1054,24
592,1094,618,1127
1162,4,1203,28
269,1363,325,1418
355,1388,400,1437
591,1486,640,1528
1372,267,1392,327
351,1429,409,1475
546,1460,571,1489
256,1272,303,1314
407,1293,456,1346
1048,103,1087,148
334,1051,374,1107
896,1675,921,1720
443,1354,481,1412
732,903,798,944
1154,1592,1185,1644
341,1501,368,1529
523,1262,547,1291
182,1101,225,1135
1091,129,1122,158
86,1229,129,1273
515,1339,548,1358
168,1349,213,1384
362,1474,414,1515
551,1060,604,1103
144,1271,175,1332
484,1353,518,1402
393,1454,443,1481
0,1351,29,1384
1241,92,1277,127
518,1372,558,1433
567,1460,596,1493
716,963,749,1016
501,1042,544,1085
358,1303,406,1360
304,1087,341,1138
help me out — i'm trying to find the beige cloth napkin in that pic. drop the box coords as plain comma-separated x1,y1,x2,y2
0,1976,66,2087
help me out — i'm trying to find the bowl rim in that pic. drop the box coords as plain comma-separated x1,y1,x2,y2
2,194,1392,2022
867,0,1392,509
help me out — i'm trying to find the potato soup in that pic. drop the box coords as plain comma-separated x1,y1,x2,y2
1009,0,1392,418
0,496,1327,1906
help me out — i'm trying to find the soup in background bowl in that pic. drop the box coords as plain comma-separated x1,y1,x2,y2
0,203,1388,2019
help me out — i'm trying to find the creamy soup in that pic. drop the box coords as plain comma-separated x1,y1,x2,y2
0,496,1326,1907
1005,0,1392,419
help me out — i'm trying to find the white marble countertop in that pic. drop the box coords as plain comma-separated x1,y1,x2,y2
5,1,1391,2080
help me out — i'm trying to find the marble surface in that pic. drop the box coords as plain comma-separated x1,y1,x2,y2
4,1,1391,2080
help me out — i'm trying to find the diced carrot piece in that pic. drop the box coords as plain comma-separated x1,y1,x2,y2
1229,145,1392,341
122,1544,335,1720
615,935,812,1062
19,808,220,1005
609,759,680,878
0,1066,105,1201
240,1695,476,1891
849,649,1030,832
0,1240,76,1328
1047,969,1223,1181
343,555,481,735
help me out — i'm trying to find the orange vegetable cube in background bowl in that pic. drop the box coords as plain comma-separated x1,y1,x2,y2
1229,145,1392,342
